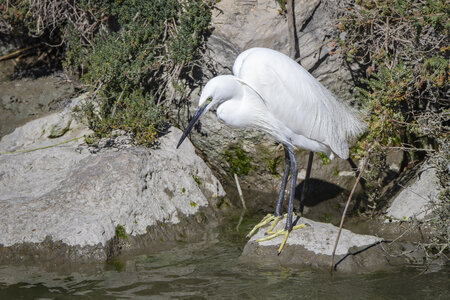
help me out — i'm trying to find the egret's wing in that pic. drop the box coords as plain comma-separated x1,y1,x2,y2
233,48,364,158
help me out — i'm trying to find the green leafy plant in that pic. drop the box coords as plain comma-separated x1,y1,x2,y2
334,0,448,186
192,174,202,185
264,155,281,176
274,0,287,13
224,146,254,176
333,0,449,260
115,224,127,239
2,0,215,145
76,0,214,144
317,152,332,165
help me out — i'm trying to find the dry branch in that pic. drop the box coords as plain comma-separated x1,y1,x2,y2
330,152,370,273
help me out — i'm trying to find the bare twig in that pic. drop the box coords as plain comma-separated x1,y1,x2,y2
0,45,38,62
234,173,247,232
234,173,247,211
330,152,370,273
111,90,125,120
286,0,299,60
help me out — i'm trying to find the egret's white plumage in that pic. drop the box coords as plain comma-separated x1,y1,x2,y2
197,47,365,159
177,47,366,253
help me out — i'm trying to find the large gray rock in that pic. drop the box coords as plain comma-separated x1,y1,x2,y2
386,163,443,221
241,217,423,272
0,101,225,263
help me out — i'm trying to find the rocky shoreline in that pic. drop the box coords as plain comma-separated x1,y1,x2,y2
0,84,445,273
0,0,446,273
0,98,443,270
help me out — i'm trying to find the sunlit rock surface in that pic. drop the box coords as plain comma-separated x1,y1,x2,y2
241,217,423,272
208,0,352,98
0,100,225,263
386,163,442,221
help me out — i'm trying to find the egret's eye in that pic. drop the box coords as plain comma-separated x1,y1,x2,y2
201,97,212,107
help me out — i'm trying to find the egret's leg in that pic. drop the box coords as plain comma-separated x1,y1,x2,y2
299,151,314,214
264,147,291,234
256,144,308,255
285,144,298,231
274,146,291,216
247,146,291,238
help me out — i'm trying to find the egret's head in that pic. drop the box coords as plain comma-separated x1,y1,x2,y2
198,75,240,107
177,75,240,149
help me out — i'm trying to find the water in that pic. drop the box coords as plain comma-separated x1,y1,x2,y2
0,216,448,299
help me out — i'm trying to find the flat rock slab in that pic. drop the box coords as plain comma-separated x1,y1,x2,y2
241,217,419,272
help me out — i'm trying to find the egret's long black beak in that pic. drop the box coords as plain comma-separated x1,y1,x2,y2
177,104,208,149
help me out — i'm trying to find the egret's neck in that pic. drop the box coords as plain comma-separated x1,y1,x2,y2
216,99,249,128
216,82,267,129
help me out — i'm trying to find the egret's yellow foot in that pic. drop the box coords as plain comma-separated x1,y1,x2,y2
247,213,278,238
264,213,289,234
256,223,308,254
265,216,281,234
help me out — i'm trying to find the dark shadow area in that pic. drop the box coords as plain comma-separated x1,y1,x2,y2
0,33,64,80
347,157,367,188
295,178,344,207
372,163,422,213
346,157,367,212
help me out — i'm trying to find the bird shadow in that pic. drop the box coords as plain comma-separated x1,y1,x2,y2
295,178,344,207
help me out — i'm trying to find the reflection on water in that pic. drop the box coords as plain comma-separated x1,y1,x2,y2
0,216,448,299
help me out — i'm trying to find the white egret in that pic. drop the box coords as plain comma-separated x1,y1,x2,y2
177,47,365,254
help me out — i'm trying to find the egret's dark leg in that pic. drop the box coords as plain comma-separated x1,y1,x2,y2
274,146,291,216
257,144,307,254
299,151,314,214
262,146,291,234
247,146,291,237
284,144,297,231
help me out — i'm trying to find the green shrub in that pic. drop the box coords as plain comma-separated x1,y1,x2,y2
82,90,164,145
334,0,448,183
2,0,215,145
115,224,127,239
334,0,449,257
75,0,214,144
224,146,254,176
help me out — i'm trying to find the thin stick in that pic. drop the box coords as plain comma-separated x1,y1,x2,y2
110,90,125,120
234,173,247,232
0,136,83,155
329,152,370,273
234,173,247,211
286,0,299,60
0,45,37,62
235,209,246,232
